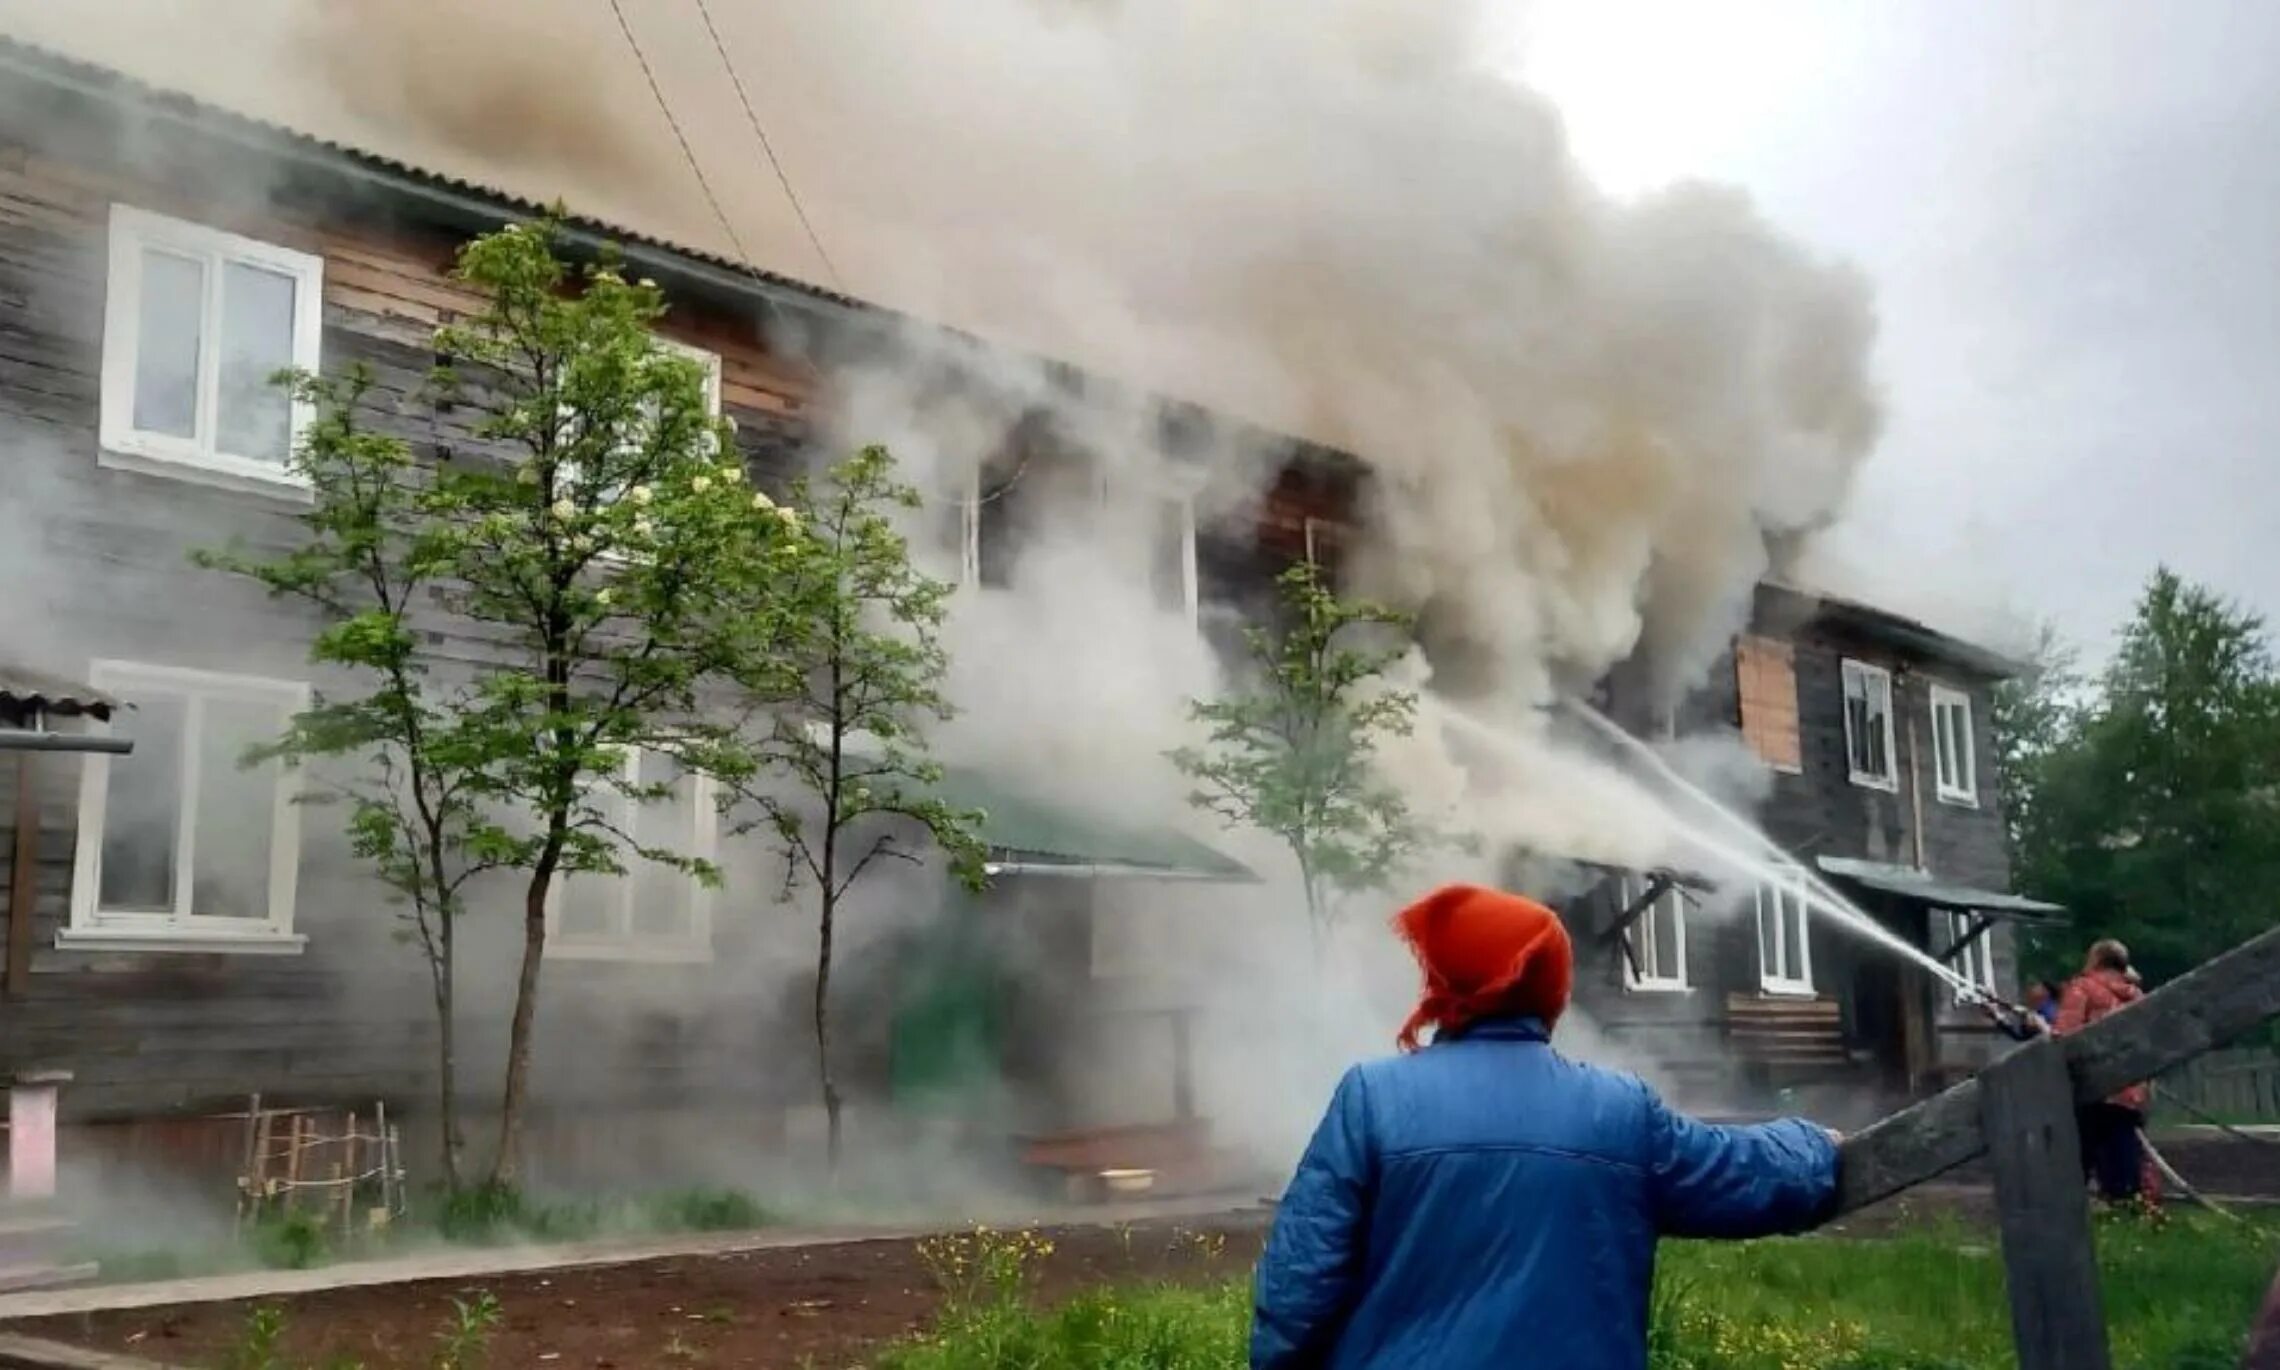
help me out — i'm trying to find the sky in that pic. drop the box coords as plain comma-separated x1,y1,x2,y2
1509,0,2280,658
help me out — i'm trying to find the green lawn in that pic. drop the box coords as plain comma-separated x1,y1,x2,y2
878,1213,2277,1369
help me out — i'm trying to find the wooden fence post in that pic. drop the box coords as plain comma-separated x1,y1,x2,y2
1978,1040,2110,1370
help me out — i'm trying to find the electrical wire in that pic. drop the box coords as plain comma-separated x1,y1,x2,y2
686,0,1041,510
603,0,758,271
690,0,846,293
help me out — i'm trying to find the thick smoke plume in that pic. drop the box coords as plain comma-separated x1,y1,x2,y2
0,0,1885,1177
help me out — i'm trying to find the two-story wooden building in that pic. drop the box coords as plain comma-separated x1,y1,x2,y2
1566,580,2060,1125
0,33,2050,1197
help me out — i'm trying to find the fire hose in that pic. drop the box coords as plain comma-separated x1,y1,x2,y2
1970,997,2252,1217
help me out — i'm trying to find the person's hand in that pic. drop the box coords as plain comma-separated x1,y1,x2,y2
1825,1127,1845,1145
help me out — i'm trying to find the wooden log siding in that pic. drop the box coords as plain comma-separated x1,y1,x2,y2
0,134,822,1130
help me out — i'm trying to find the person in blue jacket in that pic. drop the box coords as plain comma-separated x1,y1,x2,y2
1252,883,1841,1370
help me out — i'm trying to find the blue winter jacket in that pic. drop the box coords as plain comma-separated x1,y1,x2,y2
1251,1017,1838,1370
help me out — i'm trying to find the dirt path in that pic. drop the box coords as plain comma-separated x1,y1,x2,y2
3,1214,1270,1370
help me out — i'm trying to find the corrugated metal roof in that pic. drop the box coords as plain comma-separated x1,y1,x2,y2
0,664,117,720
1759,578,2026,680
937,764,1254,881
1815,855,2067,923
0,32,867,315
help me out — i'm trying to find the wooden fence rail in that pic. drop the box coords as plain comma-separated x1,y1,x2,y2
1834,917,2280,1369
2162,1047,2280,1125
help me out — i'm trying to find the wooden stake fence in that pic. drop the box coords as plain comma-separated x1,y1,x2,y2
1833,918,2280,1369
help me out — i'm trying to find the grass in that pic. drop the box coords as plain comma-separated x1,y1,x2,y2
878,1213,2278,1369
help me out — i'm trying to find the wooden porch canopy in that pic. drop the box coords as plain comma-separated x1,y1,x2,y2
0,664,128,755
1814,854,2067,964
933,766,1254,883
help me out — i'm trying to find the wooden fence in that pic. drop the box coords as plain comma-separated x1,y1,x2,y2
2160,1046,2280,1125
1836,918,2280,1369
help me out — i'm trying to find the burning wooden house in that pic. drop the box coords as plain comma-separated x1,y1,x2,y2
0,28,2054,1205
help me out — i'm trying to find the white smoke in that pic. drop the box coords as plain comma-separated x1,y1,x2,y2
0,0,1885,1182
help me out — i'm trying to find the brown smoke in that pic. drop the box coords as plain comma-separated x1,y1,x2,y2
1,0,1882,734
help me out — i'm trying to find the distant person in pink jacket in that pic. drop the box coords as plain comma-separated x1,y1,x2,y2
2053,939,2147,1203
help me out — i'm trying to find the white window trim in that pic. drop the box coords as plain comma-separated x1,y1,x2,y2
1942,910,1998,1003
62,659,310,955
1754,879,1815,996
1840,658,1900,792
959,464,1199,629
564,335,723,552
658,335,725,420
1619,878,1689,993
1929,682,1979,807
99,204,322,501
546,748,718,964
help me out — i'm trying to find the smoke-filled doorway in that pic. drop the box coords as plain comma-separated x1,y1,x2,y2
879,764,1254,1202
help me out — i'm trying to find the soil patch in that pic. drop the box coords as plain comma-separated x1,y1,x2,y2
4,1215,1268,1369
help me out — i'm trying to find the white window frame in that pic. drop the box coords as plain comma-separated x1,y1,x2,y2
1618,877,1689,993
1929,682,1978,807
1754,879,1814,996
99,204,323,499
561,335,722,520
546,748,718,964
1941,909,1998,1003
1840,658,1899,792
62,660,309,955
959,465,1199,628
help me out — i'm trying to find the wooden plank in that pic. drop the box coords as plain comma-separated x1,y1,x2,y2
6,755,35,998
1979,1040,2110,1370
1839,917,2280,1214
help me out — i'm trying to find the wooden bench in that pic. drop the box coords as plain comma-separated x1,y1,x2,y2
1016,1119,1214,1202
1725,993,1850,1072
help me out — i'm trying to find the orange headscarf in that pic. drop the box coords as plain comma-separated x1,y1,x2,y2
1394,884,1574,1051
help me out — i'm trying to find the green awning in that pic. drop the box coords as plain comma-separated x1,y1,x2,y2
932,765,1254,882
1815,855,2068,923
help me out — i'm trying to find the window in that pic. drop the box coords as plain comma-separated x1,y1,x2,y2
1754,880,1813,995
100,205,323,496
1929,683,1978,806
65,661,309,953
1147,494,1199,621
551,749,716,962
1735,636,1802,772
1941,910,1998,1003
560,336,722,514
960,451,1199,626
1619,877,1688,991
1301,517,1352,582
1840,659,1897,790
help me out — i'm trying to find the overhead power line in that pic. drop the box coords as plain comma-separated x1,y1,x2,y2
602,0,757,271
691,0,848,293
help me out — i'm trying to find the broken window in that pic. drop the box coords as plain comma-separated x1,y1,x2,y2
101,205,321,494
67,660,308,952
1735,635,1803,772
1755,879,1812,995
1929,683,1977,806
1840,658,1897,790
1619,877,1687,991
553,748,716,962
1941,910,1998,1002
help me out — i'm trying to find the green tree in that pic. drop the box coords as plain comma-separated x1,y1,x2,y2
1991,620,2086,865
198,370,505,1189
427,219,802,1186
2012,568,2280,984
1170,560,1439,949
730,446,984,1171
